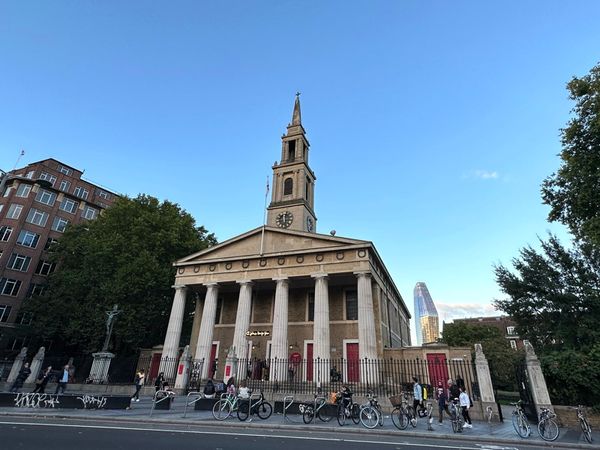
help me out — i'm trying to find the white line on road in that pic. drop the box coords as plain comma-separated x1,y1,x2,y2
0,420,506,450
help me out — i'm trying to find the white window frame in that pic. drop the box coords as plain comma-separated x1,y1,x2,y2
74,186,89,200
6,204,23,220
36,260,54,276
0,304,12,322
506,326,516,335
35,189,57,206
0,226,13,242
60,180,71,192
17,230,39,248
98,190,109,199
82,206,98,220
59,166,72,175
59,198,78,214
15,184,32,198
39,172,57,186
7,253,31,272
26,208,49,227
0,278,21,296
510,340,517,350
25,171,35,179
51,216,69,233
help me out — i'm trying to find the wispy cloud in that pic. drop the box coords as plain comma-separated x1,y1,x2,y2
473,169,499,180
436,302,499,324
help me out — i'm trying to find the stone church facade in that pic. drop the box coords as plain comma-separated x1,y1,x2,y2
160,96,411,384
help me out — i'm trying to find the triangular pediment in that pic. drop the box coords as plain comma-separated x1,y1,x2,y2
176,226,369,265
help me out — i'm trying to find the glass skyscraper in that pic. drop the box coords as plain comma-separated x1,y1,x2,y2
414,282,440,345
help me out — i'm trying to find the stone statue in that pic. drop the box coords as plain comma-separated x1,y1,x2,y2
101,304,121,352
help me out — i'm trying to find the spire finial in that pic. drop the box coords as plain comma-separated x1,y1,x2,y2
291,92,302,125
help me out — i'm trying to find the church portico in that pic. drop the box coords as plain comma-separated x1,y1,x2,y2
159,96,411,385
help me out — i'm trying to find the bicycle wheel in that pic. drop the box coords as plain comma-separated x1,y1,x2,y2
391,406,409,430
360,406,380,429
302,405,315,424
581,418,593,443
317,406,333,422
237,401,250,421
337,404,346,426
351,403,361,424
538,418,559,441
212,399,231,421
257,401,272,420
512,413,530,438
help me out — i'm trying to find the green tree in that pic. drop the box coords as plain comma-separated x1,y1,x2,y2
542,63,600,245
441,322,522,390
23,194,216,354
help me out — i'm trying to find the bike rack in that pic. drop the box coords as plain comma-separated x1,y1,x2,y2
283,395,297,423
426,402,434,431
183,392,204,418
240,392,262,423
150,390,172,417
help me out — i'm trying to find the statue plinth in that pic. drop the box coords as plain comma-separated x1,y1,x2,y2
89,352,115,383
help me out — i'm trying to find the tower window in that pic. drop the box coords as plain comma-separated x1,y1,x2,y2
287,140,296,161
283,178,293,196
305,177,311,199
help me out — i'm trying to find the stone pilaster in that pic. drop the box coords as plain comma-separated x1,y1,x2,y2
174,345,191,389
474,343,499,421
25,346,45,384
356,271,377,383
159,285,188,379
270,277,289,381
312,272,330,385
232,280,253,363
194,283,219,378
7,347,27,383
524,340,554,416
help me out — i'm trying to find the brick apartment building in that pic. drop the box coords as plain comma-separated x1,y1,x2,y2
449,315,523,350
0,158,117,350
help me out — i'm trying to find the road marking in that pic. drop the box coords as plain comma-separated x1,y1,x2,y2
0,420,491,449
477,446,520,450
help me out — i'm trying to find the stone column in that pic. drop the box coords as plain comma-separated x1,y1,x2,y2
25,347,45,384
356,271,378,384
524,340,554,416
270,277,289,382
194,283,219,379
312,272,330,385
474,343,499,420
232,280,253,363
174,345,191,389
7,347,27,383
159,285,188,379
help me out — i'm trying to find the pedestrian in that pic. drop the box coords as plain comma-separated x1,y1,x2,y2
154,372,165,393
459,387,473,428
203,379,216,399
54,364,69,395
211,359,218,378
412,377,424,417
448,379,460,401
32,366,53,394
10,362,31,393
132,368,145,402
226,376,236,396
238,380,250,399
435,382,449,425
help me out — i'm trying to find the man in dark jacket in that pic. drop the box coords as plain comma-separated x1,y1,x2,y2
10,362,31,393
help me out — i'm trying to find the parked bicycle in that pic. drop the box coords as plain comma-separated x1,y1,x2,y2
237,390,273,421
390,392,416,430
448,397,464,433
510,400,531,438
336,391,360,426
212,393,239,420
302,393,333,424
571,405,593,443
537,407,559,442
359,392,382,429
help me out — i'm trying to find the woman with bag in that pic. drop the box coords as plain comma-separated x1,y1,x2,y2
32,366,53,394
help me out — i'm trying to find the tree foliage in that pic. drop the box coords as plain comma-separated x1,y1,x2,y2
542,63,600,245
23,195,216,354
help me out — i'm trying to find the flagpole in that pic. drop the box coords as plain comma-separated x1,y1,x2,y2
259,176,269,256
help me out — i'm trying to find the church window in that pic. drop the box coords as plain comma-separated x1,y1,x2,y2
305,177,311,199
287,140,296,161
345,290,358,320
283,178,293,196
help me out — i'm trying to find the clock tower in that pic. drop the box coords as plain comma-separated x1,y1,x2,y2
266,94,317,233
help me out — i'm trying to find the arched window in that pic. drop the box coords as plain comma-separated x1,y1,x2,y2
284,178,293,196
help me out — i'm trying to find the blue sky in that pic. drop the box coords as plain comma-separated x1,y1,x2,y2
1,1,598,341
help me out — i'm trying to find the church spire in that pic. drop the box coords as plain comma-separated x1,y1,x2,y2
291,92,302,126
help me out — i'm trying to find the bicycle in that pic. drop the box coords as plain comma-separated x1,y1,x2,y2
359,393,382,429
448,397,464,433
510,400,531,438
336,392,360,426
390,392,416,430
302,393,333,424
571,405,593,443
537,407,559,442
212,393,239,420
237,390,273,421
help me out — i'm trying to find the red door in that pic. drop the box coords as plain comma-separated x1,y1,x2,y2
306,343,313,382
346,343,359,382
149,353,162,380
209,344,218,378
426,353,449,389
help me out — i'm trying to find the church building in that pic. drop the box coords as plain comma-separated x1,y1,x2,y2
159,96,411,384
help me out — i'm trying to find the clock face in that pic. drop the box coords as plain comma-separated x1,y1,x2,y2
306,217,314,232
276,211,294,228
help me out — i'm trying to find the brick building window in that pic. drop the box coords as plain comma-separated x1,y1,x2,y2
6,204,23,220
345,290,358,321
35,260,55,276
0,305,12,322
35,189,57,206
7,253,32,272
0,278,22,296
15,184,32,198
17,230,40,248
59,198,78,214
0,226,13,242
26,208,49,227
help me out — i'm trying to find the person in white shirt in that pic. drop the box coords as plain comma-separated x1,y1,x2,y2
55,365,69,395
238,380,250,399
459,387,473,428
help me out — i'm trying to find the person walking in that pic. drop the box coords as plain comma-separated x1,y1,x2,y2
412,377,424,418
10,362,31,393
436,382,449,425
132,369,145,402
459,387,473,428
154,372,165,393
54,365,69,395
32,366,53,394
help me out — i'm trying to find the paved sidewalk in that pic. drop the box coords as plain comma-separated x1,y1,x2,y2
0,395,598,449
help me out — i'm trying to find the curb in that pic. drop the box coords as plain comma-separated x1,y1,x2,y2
0,410,596,449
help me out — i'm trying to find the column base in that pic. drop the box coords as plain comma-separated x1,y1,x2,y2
88,352,115,384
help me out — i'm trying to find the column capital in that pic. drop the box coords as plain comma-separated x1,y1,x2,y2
310,272,328,279
171,284,188,291
354,271,372,279
273,276,289,283
204,282,219,288
236,280,254,286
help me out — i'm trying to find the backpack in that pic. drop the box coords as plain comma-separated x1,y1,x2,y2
422,385,428,401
